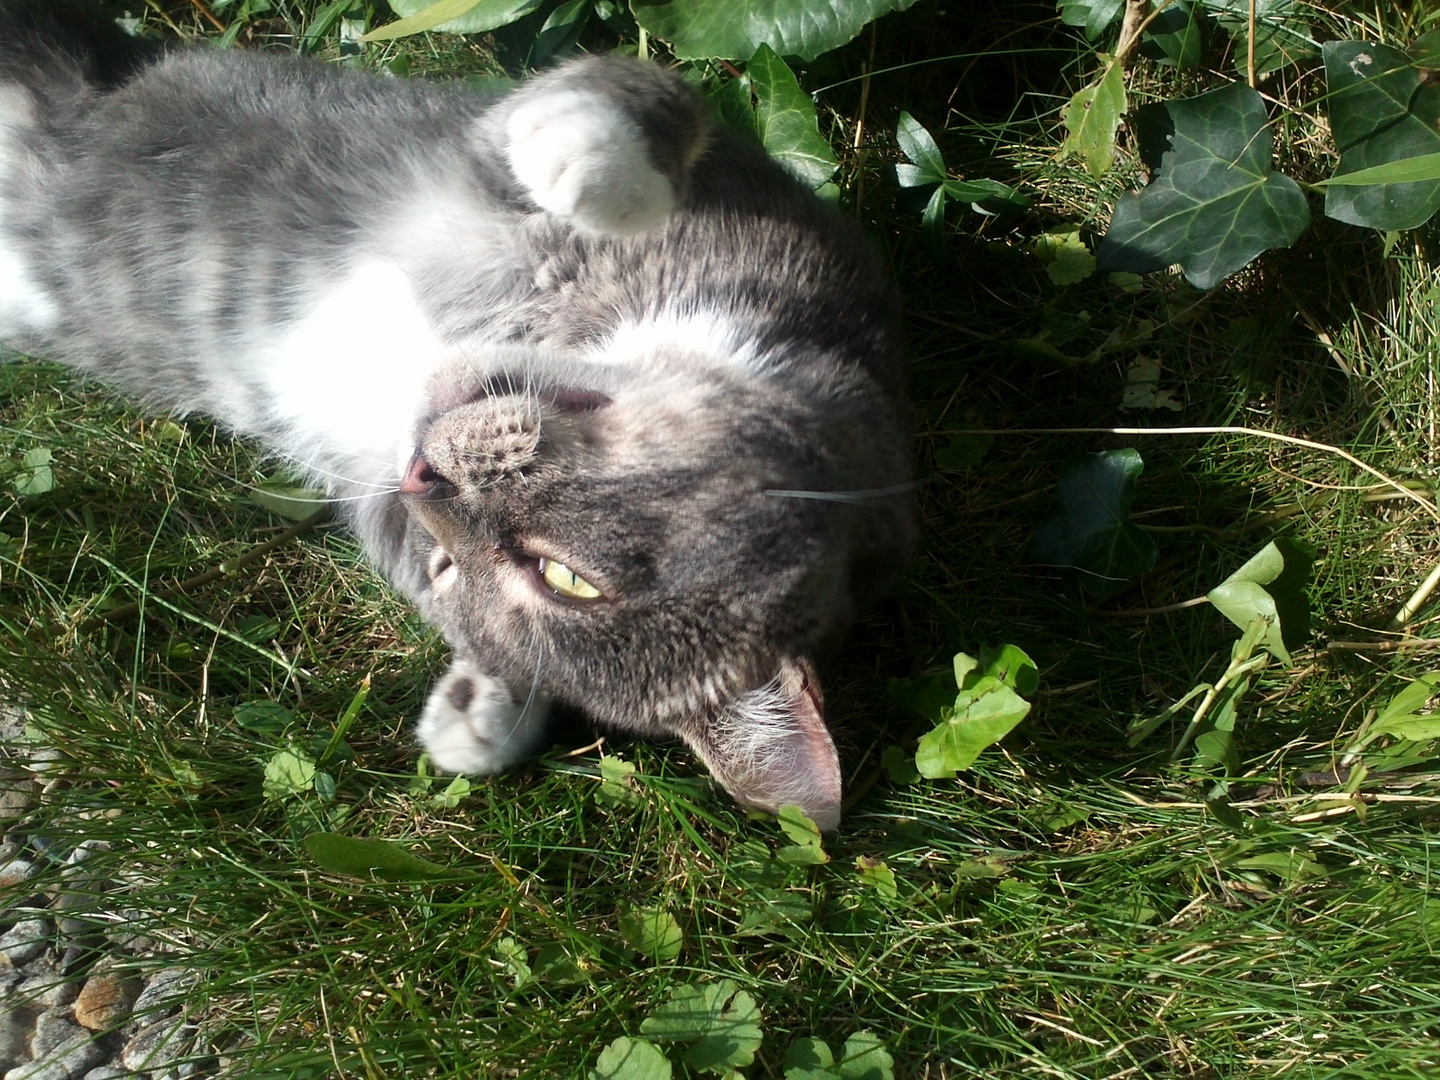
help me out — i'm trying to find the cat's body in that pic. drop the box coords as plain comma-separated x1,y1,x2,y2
0,1,914,830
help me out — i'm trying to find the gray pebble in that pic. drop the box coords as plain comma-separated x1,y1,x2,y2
0,855,36,892
0,1001,36,1069
5,1013,103,1080
129,970,197,1021
80,1070,129,1080
0,919,52,967
121,1018,193,1073
0,780,37,826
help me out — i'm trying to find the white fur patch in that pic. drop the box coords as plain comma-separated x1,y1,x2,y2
417,659,549,774
0,84,59,337
593,309,759,372
503,90,673,236
264,259,448,474
707,676,841,832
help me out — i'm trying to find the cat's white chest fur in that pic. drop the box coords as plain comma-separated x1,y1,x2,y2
262,259,446,479
0,85,59,338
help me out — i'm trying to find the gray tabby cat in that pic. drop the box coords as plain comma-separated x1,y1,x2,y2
0,0,914,830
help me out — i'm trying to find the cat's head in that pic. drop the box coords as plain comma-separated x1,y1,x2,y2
389,353,914,830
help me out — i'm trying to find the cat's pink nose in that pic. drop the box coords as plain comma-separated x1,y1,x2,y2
399,451,443,494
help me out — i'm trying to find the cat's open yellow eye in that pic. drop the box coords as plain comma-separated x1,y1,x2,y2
538,557,603,600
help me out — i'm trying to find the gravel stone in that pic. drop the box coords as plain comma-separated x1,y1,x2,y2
6,1013,104,1080
0,855,36,892
79,1070,128,1080
129,970,197,1021
121,1018,193,1074
74,969,140,1032
11,954,58,1004
0,919,52,967
1,1001,35,1068
0,780,36,826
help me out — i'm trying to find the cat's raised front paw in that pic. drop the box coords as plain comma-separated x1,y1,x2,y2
504,91,674,236
416,659,549,774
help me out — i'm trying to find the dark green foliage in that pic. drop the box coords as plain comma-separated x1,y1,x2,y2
630,0,922,61
1323,41,1440,230
1028,448,1159,598
1099,83,1310,289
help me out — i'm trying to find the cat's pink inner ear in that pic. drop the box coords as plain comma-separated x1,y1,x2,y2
691,657,843,833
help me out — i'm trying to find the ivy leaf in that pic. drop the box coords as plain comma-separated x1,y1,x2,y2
1061,57,1126,178
1056,0,1124,41
716,46,837,191
1412,27,1440,69
367,0,542,38
634,0,923,62
591,1037,673,1080
1322,41,1440,231
742,45,838,190
640,980,763,1074
620,906,684,962
1206,0,1317,76
888,667,962,723
943,177,1027,209
1028,448,1158,599
1142,0,1202,69
914,671,1032,779
1206,538,1313,664
971,643,1041,696
302,833,483,882
1098,82,1310,289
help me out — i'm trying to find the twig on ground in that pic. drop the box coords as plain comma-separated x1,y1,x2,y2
188,0,226,33
82,506,332,630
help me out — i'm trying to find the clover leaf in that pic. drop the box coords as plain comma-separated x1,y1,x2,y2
639,980,763,1074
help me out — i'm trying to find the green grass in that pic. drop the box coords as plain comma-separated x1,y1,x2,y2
3,1,1440,1077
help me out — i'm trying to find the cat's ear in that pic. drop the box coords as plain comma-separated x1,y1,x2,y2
689,658,843,833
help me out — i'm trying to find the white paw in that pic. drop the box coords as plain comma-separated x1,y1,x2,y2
416,659,549,774
504,91,674,236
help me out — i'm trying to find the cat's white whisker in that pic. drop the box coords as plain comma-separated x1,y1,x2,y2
763,481,924,503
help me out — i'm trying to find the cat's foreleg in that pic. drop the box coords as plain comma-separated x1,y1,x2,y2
416,658,551,775
489,57,708,236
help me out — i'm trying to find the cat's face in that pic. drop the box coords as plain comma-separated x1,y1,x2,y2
393,354,913,826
